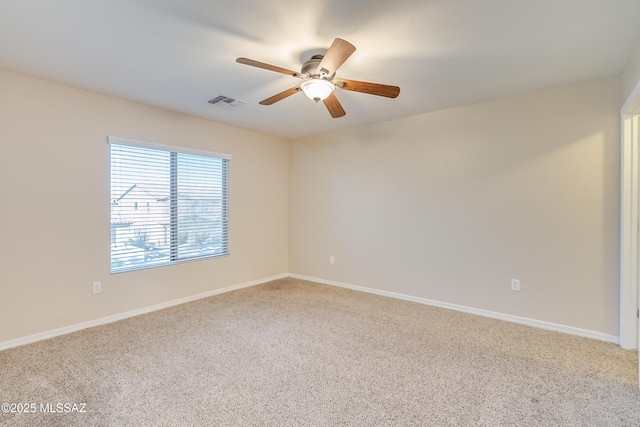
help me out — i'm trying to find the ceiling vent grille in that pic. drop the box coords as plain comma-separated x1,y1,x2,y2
208,96,246,108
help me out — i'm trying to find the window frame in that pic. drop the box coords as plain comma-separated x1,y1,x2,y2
108,136,231,274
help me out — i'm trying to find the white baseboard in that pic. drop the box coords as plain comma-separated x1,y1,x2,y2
289,273,620,345
1,272,620,351
0,273,288,351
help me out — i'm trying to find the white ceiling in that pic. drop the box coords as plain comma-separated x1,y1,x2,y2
1,0,639,140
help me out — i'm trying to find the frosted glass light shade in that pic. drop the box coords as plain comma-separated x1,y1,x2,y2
301,79,335,102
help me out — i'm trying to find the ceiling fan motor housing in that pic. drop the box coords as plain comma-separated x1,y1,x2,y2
301,55,334,80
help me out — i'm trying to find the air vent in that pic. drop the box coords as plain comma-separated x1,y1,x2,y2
208,96,246,108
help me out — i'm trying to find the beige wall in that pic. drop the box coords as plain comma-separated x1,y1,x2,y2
0,68,625,344
0,70,290,343
623,35,640,103
290,77,621,336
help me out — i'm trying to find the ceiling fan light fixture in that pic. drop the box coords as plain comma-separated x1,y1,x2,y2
301,79,335,102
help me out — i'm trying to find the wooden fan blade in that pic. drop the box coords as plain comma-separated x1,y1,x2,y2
259,86,301,105
315,38,356,77
334,78,400,98
323,93,346,118
236,57,301,78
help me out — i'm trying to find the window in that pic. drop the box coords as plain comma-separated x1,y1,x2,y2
109,137,230,273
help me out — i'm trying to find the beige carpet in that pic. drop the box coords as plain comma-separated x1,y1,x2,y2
1,277,638,426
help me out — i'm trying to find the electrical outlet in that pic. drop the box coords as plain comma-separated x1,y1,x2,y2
92,281,102,294
329,256,335,265
511,279,520,292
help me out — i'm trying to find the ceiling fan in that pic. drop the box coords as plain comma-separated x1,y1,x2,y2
236,38,400,118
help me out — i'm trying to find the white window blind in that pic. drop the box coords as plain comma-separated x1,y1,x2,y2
109,137,230,273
